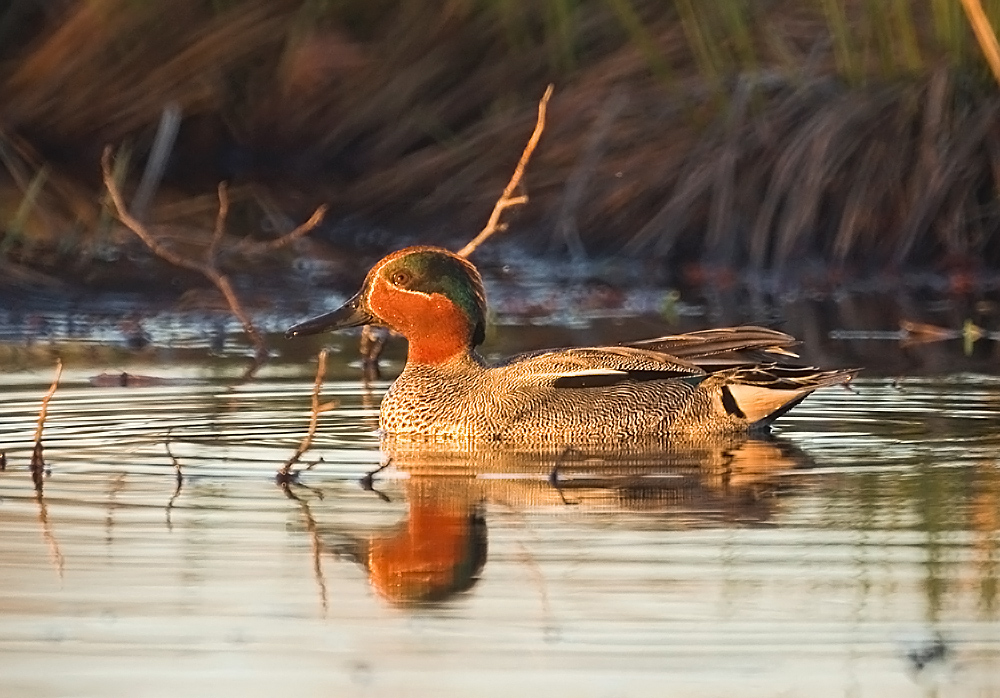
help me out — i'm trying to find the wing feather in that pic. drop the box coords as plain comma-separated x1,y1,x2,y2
495,345,704,390
625,326,800,363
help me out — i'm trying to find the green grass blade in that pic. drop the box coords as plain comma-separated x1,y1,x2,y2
602,0,673,81
819,0,860,83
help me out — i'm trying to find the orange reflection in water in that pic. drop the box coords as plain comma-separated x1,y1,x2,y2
346,477,486,605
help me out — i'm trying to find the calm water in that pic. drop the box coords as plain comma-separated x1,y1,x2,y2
2,318,1000,697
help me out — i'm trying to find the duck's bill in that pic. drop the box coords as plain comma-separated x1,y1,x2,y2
285,293,375,338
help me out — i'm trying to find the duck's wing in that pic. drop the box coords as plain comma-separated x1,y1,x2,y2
496,345,706,389
624,326,800,367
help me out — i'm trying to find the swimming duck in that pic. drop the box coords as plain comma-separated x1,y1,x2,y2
286,246,856,443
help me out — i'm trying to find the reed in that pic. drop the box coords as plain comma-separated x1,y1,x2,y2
3,167,46,256
602,0,672,80
675,0,722,87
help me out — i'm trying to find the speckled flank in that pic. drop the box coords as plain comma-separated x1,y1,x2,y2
378,351,846,444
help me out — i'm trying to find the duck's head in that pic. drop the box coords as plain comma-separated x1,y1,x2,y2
285,246,487,364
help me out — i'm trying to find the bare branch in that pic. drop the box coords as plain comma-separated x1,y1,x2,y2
360,325,390,382
30,359,62,490
240,204,328,254
208,181,229,263
961,0,1000,87
102,146,268,361
213,273,267,358
457,84,554,258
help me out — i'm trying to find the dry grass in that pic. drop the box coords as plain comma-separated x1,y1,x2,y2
621,71,1000,270
3,0,1000,277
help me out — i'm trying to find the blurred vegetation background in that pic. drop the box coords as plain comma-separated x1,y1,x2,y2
3,0,1000,288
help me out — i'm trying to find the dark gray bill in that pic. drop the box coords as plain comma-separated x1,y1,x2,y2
284,293,374,338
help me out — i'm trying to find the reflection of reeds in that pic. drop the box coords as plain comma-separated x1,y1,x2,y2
4,1,1000,273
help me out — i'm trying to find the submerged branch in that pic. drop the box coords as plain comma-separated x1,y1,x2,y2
457,84,553,258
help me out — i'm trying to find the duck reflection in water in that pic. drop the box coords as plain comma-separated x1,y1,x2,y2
319,434,811,605
330,476,487,605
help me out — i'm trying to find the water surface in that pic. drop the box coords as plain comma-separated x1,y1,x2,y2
1,307,999,696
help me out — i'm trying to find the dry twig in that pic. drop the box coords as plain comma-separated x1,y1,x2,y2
30,359,63,490
360,325,389,382
102,147,267,359
27,360,65,576
357,85,554,371
101,146,326,363
278,349,336,480
207,182,229,263
457,84,554,258
961,0,1000,88
238,204,328,254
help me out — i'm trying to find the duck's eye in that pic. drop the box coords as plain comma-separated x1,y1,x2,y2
390,271,411,287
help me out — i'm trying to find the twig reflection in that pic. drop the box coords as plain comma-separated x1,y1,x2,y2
105,472,126,545
278,482,329,614
515,539,557,640
973,460,999,613
164,436,183,532
34,488,64,579
360,461,392,503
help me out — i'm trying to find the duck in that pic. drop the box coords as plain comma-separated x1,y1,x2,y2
286,246,857,444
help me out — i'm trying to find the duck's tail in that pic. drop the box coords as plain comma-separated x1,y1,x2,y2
718,365,859,428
